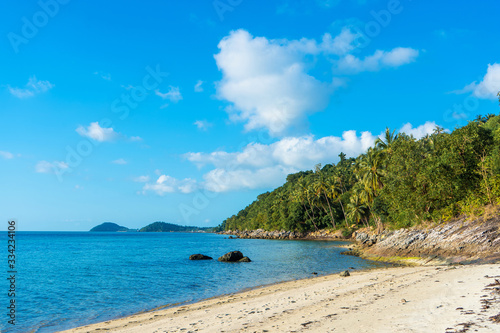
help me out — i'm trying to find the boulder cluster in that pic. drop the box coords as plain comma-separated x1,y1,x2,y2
353,230,393,247
222,229,344,240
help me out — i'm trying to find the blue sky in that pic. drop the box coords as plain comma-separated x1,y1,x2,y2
1,0,499,231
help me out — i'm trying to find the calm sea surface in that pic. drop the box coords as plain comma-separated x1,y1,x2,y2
0,232,391,332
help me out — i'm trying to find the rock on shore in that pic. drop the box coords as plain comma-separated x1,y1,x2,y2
352,214,500,264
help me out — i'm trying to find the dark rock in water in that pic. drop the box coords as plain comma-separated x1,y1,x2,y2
239,256,252,262
340,270,350,277
189,254,213,260
218,251,244,262
312,272,318,275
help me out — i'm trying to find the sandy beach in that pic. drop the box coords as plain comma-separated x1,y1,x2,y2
61,264,500,333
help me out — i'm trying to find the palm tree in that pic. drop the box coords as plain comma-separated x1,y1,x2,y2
375,128,398,152
313,164,336,228
347,193,368,228
331,176,349,227
358,148,385,191
433,126,445,135
356,148,386,233
292,177,319,231
486,113,496,121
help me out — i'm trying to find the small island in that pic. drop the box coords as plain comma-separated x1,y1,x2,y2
89,222,133,232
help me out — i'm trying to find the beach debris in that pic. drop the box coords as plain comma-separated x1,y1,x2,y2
218,251,251,262
189,254,213,260
400,299,407,304
340,270,350,277
490,313,500,323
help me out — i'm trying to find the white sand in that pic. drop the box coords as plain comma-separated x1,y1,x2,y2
61,264,500,333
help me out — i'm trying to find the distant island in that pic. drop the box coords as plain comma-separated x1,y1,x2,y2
89,221,213,233
90,222,134,232
139,221,213,232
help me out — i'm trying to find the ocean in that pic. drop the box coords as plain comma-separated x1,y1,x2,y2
0,232,390,332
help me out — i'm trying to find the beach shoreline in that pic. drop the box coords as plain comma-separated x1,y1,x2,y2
60,263,500,333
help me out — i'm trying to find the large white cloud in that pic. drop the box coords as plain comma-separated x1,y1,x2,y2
214,29,419,136
181,130,378,193
215,29,331,136
463,63,500,99
187,131,377,171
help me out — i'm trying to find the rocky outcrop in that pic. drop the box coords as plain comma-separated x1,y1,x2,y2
353,214,500,264
189,254,213,260
220,229,345,240
339,270,350,277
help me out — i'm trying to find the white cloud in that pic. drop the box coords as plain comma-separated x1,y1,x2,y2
399,121,439,139
142,175,198,195
130,136,143,142
194,80,204,92
186,131,377,172
94,71,111,81
184,131,377,192
215,29,331,136
76,122,119,142
155,86,182,103
140,122,436,194
462,63,500,99
320,27,361,56
182,122,438,192
338,47,419,73
0,151,14,159
133,175,150,183
8,76,54,99
112,158,127,165
35,160,68,174
194,120,213,131
215,29,419,136
203,166,295,192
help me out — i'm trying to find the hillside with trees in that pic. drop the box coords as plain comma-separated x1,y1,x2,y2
217,109,500,234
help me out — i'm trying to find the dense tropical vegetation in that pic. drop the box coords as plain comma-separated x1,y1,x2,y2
217,106,500,234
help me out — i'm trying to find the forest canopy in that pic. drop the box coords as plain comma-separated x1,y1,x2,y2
216,111,500,233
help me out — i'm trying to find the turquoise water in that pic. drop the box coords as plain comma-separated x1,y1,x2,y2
0,232,390,332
